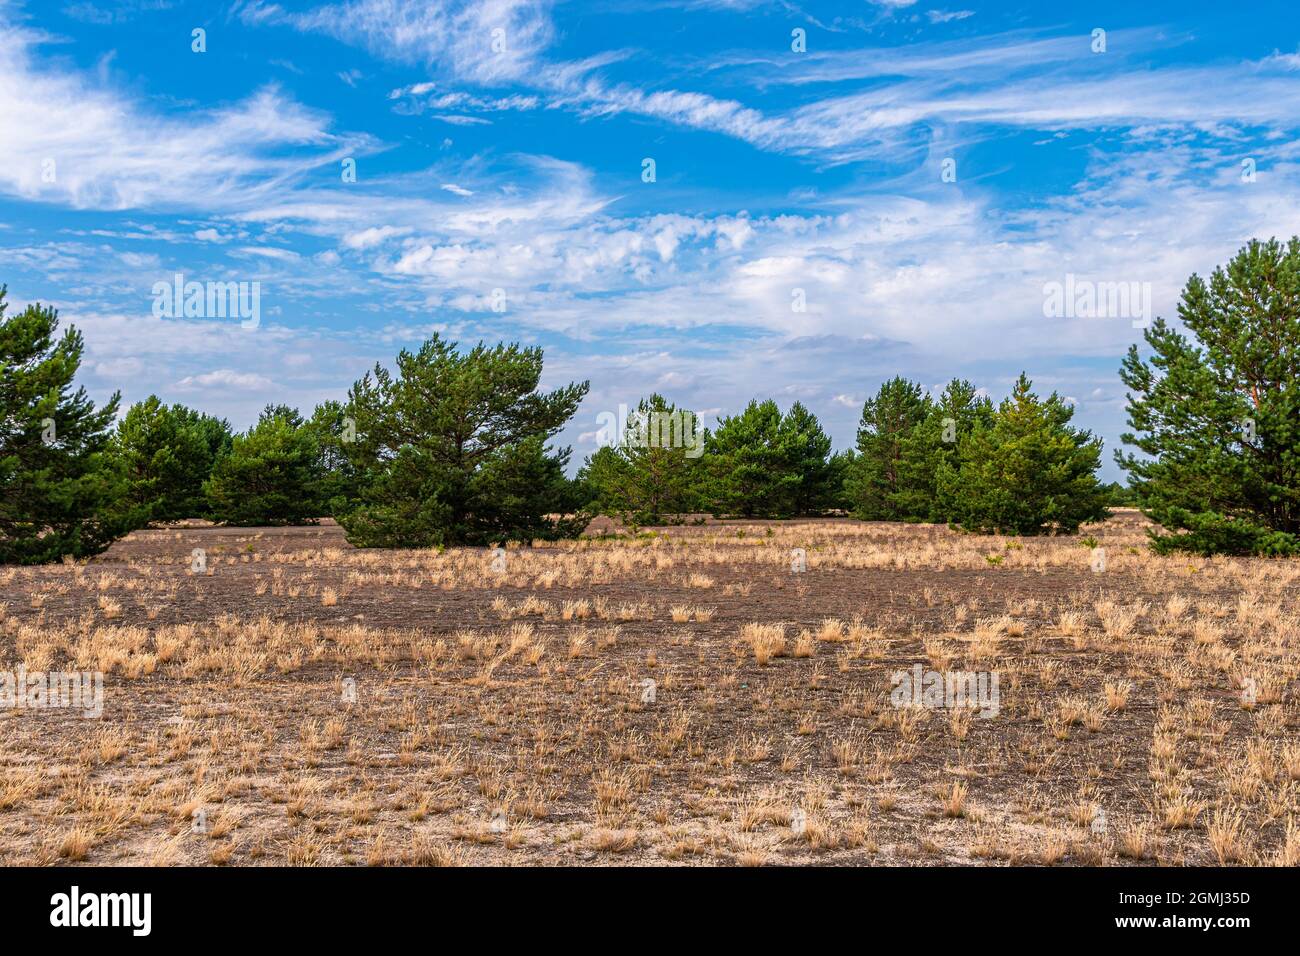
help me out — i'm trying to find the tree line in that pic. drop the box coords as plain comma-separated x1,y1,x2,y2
2,237,1297,562
578,381,1110,534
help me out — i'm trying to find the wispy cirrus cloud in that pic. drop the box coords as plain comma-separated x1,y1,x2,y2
239,5,1300,169
233,0,556,83
0,14,374,211
175,368,276,391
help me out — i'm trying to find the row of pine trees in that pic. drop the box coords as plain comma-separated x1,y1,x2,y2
0,280,1111,564
578,379,1110,535
4,236,1299,562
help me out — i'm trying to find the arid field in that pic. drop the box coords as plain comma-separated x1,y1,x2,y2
2,511,1298,866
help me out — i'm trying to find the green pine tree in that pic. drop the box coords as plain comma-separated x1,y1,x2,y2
338,335,587,547
898,379,993,522
471,436,588,543
184,405,236,471
697,399,838,518
1118,237,1300,555
704,398,791,517
0,288,136,563
205,405,322,526
579,394,703,525
845,377,931,520
111,396,231,522
942,373,1108,535
304,400,363,517
778,401,841,516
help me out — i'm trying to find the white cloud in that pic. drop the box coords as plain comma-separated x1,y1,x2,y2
242,7,1300,168
431,114,492,126
235,0,556,84
388,88,540,114
175,369,276,390
342,226,412,249
0,14,373,212
1262,48,1300,71
236,246,301,261
927,10,974,23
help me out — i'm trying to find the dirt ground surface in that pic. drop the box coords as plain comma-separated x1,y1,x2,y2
2,511,1298,866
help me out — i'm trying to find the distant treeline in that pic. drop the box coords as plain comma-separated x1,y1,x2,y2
0,287,1111,563
3,236,1297,562
579,380,1110,534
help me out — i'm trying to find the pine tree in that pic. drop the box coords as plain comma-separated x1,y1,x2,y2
471,436,588,543
699,400,838,518
943,373,1107,534
111,396,231,522
0,289,135,563
304,400,363,517
205,405,321,526
338,335,587,547
704,399,790,517
184,405,235,471
845,377,931,520
899,379,993,521
579,394,703,525
778,401,841,516
1118,238,1300,555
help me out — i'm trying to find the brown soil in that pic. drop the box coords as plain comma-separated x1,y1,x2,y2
1,511,1296,866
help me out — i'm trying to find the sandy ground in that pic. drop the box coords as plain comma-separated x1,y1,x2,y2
1,511,1297,866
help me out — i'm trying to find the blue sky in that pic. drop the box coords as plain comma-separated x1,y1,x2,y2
4,0,1300,480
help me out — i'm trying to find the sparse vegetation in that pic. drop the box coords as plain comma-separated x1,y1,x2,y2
0,509,1294,866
